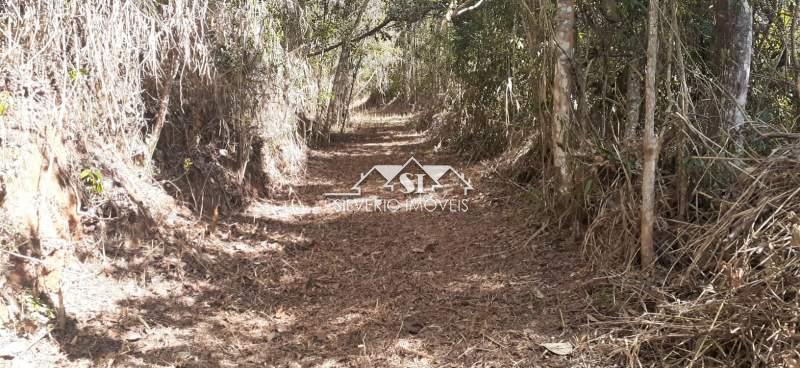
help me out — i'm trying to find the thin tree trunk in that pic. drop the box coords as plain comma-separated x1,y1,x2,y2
325,42,354,135
640,0,660,269
324,0,369,139
281,0,305,51
791,3,800,105
236,122,252,186
715,0,753,150
552,0,575,194
672,0,690,220
146,56,179,161
340,55,363,132
624,64,643,141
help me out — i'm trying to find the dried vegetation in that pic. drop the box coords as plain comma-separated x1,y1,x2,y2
0,0,314,340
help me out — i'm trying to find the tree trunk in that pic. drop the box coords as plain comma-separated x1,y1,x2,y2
715,0,753,150
790,3,800,112
624,64,643,141
673,0,690,221
340,55,364,132
281,0,305,51
640,0,660,269
146,56,179,162
236,123,253,186
323,0,369,140
552,0,575,194
325,41,354,136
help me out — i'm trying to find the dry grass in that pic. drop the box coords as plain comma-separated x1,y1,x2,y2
0,0,316,338
0,0,314,216
1,0,210,156
580,147,800,366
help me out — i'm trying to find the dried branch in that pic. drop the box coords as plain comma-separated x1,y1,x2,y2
307,17,394,57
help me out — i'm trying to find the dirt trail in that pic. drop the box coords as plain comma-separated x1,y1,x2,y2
22,113,600,367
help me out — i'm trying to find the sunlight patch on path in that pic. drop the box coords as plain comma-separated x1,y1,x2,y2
62,261,148,319
242,200,327,222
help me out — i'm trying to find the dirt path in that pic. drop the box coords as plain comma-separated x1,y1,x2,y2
21,114,601,367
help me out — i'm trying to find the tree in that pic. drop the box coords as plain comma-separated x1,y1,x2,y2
323,0,370,138
640,0,660,268
624,63,643,141
552,0,575,195
715,0,753,150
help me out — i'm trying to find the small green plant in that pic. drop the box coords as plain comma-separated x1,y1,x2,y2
0,91,12,116
80,168,104,194
23,293,55,320
319,90,334,103
183,158,193,172
68,68,89,81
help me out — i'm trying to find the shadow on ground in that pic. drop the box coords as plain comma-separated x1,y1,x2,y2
52,114,598,367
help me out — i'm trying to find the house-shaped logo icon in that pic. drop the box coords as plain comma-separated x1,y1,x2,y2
324,156,473,197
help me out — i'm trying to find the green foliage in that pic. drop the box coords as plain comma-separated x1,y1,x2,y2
451,1,527,102
0,91,11,116
68,68,89,81
319,89,334,104
386,0,440,22
444,1,536,154
80,168,104,194
23,293,55,320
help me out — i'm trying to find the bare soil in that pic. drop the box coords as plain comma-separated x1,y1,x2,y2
3,114,605,367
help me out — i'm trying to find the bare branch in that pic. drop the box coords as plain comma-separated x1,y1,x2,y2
307,17,393,57
453,0,485,18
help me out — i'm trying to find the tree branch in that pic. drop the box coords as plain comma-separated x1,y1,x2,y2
453,0,485,18
307,17,393,57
